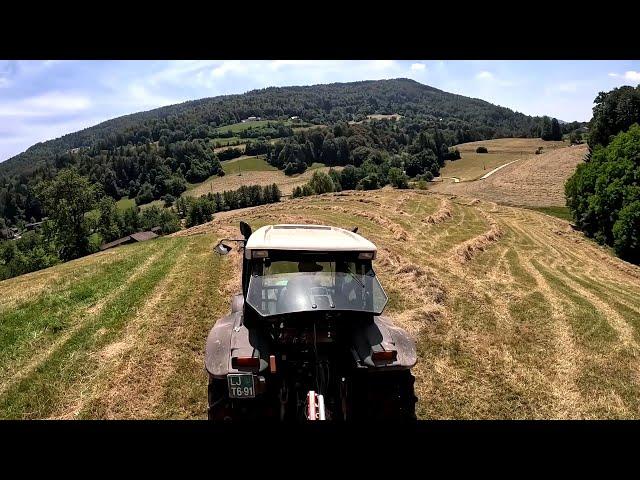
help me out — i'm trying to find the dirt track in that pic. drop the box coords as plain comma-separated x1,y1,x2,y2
430,144,588,207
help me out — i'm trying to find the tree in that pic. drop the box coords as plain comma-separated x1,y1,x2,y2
589,85,640,149
388,167,409,189
96,197,121,243
613,201,640,263
307,171,335,195
569,130,581,145
35,169,99,261
551,118,562,141
340,165,359,190
540,116,553,140
357,174,380,190
565,123,640,263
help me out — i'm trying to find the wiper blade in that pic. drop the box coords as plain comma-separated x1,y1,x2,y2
344,265,365,288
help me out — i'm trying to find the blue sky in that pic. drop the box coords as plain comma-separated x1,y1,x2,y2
1,60,639,163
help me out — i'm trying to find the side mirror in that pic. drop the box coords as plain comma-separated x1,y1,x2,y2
351,226,358,233
214,242,233,256
239,221,252,240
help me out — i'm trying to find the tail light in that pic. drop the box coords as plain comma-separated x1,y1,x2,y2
372,350,397,362
232,356,260,369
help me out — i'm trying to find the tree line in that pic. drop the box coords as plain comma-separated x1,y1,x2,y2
565,84,640,264
0,168,282,281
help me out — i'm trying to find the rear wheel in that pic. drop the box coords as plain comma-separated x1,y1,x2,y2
351,370,417,422
207,377,233,422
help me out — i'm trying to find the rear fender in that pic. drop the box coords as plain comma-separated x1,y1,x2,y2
204,311,270,378
351,316,417,370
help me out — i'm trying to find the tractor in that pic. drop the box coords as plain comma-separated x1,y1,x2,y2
205,222,417,421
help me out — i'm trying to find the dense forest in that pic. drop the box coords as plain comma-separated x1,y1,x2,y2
565,84,640,264
0,78,574,228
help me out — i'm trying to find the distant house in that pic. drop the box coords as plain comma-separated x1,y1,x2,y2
242,116,260,123
100,230,159,251
24,221,44,231
290,116,299,120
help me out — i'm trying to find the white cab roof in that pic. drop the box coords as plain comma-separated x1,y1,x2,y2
245,224,377,252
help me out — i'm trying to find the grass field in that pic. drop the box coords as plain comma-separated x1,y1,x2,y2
3,187,639,419
431,141,587,208
527,206,572,221
439,138,568,182
220,156,278,175
115,197,136,212
214,119,310,135
184,161,333,198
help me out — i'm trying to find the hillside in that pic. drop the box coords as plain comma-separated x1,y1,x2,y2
2,187,639,419
0,78,541,177
0,78,550,227
430,139,588,207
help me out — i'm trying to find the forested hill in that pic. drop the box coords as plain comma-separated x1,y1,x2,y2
0,78,562,228
1,79,540,176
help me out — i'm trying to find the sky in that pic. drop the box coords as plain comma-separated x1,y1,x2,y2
1,59,639,163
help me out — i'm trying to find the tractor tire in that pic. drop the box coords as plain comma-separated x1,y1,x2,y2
207,377,233,422
352,370,418,422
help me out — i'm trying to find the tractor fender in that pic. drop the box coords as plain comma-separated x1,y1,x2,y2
231,293,244,313
205,311,270,378
351,316,417,370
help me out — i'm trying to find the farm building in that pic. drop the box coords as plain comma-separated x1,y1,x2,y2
100,230,159,251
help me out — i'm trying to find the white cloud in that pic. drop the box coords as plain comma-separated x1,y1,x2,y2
624,70,640,81
126,84,182,109
0,92,91,117
211,61,250,78
608,71,640,82
476,71,494,80
0,77,10,88
546,82,578,94
411,63,426,72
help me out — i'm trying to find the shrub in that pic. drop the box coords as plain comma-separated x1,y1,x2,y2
388,167,409,189
476,146,488,153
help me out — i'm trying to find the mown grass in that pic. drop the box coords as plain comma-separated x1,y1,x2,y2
0,241,164,382
0,238,185,419
439,138,567,182
3,188,640,419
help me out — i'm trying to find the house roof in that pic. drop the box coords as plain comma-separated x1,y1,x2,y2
100,230,158,250
245,224,377,253
130,231,158,242
100,236,134,251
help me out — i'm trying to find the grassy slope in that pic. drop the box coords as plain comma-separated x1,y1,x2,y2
440,138,567,182
184,161,331,198
2,188,640,419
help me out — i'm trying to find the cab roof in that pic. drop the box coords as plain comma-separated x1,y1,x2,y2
245,224,377,253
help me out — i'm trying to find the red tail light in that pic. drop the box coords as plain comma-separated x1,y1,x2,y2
372,350,397,362
232,356,260,369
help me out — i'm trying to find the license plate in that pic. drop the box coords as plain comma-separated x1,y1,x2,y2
227,374,255,399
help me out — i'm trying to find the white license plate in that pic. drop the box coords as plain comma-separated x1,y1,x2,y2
227,374,255,398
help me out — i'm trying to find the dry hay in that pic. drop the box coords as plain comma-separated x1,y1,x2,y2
423,198,453,225
452,211,504,263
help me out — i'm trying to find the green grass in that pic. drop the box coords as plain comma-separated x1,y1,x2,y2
221,156,278,175
116,197,136,212
527,206,572,221
214,119,307,135
0,238,185,419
